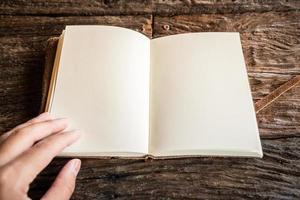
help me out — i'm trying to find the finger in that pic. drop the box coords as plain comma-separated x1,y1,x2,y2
0,118,69,166
0,112,52,143
9,130,80,185
41,159,81,200
18,112,53,130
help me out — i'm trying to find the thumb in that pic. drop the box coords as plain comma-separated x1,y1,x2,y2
41,159,81,200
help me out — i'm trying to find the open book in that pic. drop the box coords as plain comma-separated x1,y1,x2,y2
46,25,263,158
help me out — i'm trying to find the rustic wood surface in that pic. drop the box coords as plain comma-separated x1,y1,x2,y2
0,1,299,199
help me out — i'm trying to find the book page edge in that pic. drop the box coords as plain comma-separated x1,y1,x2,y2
45,32,65,112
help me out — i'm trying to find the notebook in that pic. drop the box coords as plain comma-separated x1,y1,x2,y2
45,25,263,158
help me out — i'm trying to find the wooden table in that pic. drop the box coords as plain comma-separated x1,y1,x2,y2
1,1,300,199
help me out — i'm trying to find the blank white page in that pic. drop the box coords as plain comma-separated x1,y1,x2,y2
150,33,263,157
50,26,150,156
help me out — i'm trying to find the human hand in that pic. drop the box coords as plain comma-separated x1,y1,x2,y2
0,112,81,200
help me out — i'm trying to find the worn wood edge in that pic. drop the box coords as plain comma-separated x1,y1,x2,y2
0,15,153,38
1,0,300,15
154,0,300,16
255,75,300,114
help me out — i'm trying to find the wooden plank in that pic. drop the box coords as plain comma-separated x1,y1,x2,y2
0,15,152,133
154,0,300,15
29,137,300,199
0,15,152,37
0,0,153,15
1,0,299,15
0,36,46,133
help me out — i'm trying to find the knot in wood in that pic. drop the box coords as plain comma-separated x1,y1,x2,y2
163,24,170,31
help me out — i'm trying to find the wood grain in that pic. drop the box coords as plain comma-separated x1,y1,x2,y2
257,84,300,138
248,72,294,101
0,15,152,133
255,75,300,114
29,137,300,199
0,15,152,37
1,0,299,15
1,1,300,199
154,0,300,15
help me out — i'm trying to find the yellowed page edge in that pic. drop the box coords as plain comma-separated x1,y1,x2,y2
45,32,65,112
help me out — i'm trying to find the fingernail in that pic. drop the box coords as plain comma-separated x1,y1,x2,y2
69,159,81,176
